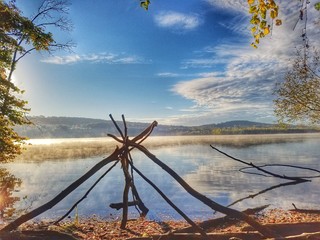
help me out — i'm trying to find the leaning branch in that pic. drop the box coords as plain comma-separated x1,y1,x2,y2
0,147,122,232
129,162,207,238
54,160,120,224
129,141,280,238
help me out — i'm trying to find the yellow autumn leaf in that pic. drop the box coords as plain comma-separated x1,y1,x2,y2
264,26,270,35
249,5,257,13
251,43,258,48
260,20,267,29
273,6,279,17
260,9,266,19
248,0,255,5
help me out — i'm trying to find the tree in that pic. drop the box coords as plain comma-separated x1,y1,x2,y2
0,0,73,162
0,168,22,220
274,49,320,124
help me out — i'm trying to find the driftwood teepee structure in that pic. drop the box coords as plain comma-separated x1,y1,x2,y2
0,115,282,238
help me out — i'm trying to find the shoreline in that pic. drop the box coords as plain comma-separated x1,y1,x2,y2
2,207,320,239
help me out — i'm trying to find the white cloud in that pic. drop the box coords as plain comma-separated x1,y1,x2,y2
205,0,248,13
154,11,202,31
181,58,230,69
157,72,180,77
167,0,320,125
197,72,223,78
42,53,147,65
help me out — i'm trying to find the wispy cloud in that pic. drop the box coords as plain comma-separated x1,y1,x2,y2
167,0,320,125
154,11,202,31
206,0,247,12
42,53,147,65
181,58,229,69
197,72,224,78
156,72,180,77
156,71,225,78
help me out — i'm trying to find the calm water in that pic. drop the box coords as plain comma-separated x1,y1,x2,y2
1,135,320,222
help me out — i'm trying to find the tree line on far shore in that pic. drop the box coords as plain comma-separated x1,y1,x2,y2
14,116,320,139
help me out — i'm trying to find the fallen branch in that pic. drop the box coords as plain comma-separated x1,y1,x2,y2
175,205,269,233
242,222,320,238
129,141,281,238
127,232,263,240
239,164,320,179
290,203,320,214
210,145,314,182
0,230,77,240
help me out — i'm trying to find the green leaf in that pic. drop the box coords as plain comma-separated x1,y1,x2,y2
315,2,320,11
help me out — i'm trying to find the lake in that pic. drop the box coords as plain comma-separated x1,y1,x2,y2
1,133,320,223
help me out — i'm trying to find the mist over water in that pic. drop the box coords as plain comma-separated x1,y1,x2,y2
2,134,320,222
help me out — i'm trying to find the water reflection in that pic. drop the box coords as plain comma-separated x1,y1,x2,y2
0,168,22,222
2,136,320,222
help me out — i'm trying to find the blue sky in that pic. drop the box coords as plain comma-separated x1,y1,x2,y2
13,0,320,126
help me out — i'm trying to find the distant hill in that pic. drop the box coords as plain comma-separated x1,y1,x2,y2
15,116,190,138
14,116,319,139
216,120,273,128
201,120,273,129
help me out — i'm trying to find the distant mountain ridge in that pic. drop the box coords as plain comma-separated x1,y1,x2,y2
15,116,318,138
204,120,273,128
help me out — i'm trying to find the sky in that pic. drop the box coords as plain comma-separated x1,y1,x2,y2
12,0,320,126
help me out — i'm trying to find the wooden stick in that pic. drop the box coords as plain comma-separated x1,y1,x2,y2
130,182,149,217
122,114,128,138
120,140,131,229
110,201,140,210
0,147,121,232
175,205,269,233
109,114,124,139
130,162,207,238
54,160,120,224
120,170,130,229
